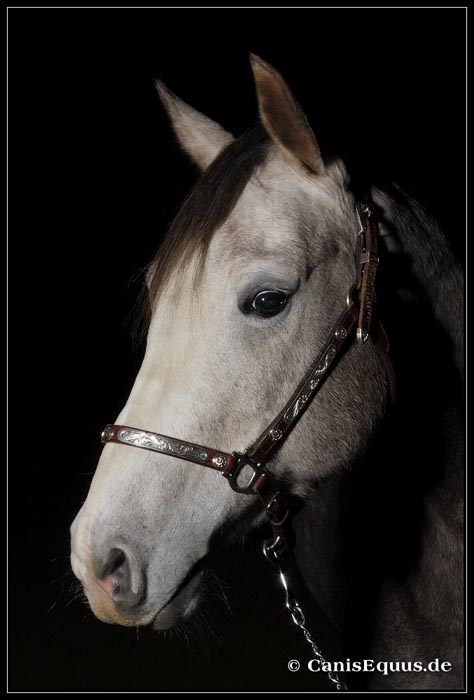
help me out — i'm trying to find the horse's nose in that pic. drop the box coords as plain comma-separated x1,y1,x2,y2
96,547,145,610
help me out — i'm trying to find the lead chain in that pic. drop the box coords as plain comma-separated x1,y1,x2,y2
279,571,347,691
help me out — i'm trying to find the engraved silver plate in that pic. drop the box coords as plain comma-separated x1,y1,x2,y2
116,428,209,464
284,345,337,424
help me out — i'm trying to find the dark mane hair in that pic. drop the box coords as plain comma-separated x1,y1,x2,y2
132,124,270,339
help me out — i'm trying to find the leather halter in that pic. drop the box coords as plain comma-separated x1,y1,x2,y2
101,202,395,571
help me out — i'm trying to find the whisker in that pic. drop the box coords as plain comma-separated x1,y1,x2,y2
49,554,71,564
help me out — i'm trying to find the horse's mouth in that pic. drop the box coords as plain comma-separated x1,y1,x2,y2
151,555,208,630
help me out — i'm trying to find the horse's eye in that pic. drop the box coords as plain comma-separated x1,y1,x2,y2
251,289,288,317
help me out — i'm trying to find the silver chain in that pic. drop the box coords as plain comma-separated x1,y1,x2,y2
279,570,347,691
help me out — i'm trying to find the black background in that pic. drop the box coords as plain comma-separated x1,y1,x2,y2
8,6,466,693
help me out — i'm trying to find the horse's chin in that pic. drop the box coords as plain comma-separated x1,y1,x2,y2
151,568,204,631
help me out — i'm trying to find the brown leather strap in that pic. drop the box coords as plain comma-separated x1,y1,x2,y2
356,203,379,344
246,303,359,466
101,424,237,473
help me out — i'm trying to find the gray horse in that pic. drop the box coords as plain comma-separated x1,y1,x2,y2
70,55,464,690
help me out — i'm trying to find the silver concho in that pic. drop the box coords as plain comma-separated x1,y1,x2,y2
284,344,337,424
269,428,283,441
212,455,227,469
101,425,114,442
117,429,208,464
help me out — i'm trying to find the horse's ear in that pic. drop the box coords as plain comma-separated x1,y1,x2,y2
250,54,325,176
155,80,235,171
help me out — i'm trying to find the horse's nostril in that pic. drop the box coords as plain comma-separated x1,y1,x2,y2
102,547,126,577
99,548,145,609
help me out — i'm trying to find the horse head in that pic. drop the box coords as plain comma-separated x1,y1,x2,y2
70,56,388,631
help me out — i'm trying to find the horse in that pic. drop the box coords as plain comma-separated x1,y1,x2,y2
70,55,464,690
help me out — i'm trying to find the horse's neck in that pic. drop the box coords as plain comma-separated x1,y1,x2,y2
344,188,464,670
385,187,463,574
374,185,464,376
293,474,350,636
376,185,464,494
298,189,464,667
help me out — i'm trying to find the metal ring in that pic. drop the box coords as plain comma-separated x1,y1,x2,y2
266,492,290,527
226,453,264,494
